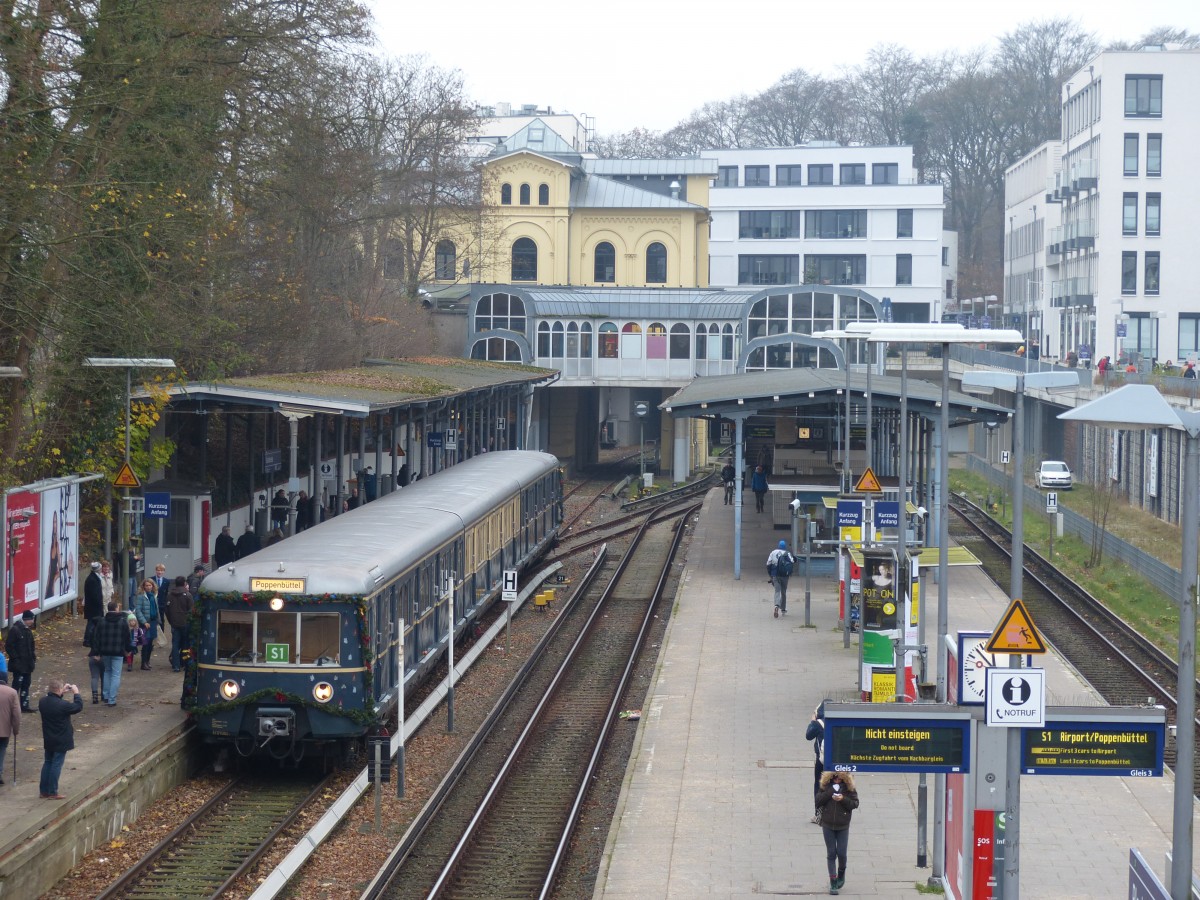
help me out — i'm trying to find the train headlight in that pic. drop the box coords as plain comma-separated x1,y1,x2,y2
270,596,285,611
219,679,240,701
312,682,334,703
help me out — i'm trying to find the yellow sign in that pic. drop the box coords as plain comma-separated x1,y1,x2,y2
871,671,897,702
113,462,140,489
249,577,308,594
985,599,1048,654
855,467,882,493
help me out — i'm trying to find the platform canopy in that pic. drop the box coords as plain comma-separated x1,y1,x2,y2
660,368,1011,426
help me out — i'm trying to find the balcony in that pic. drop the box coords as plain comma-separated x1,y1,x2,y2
1070,158,1098,192
1065,219,1096,251
1048,225,1064,256
1050,276,1094,308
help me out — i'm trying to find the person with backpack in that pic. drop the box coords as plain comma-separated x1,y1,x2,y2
766,539,794,617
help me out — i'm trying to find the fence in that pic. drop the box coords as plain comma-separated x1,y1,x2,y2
964,455,1181,599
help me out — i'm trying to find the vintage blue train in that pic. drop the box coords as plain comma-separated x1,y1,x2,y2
186,451,562,761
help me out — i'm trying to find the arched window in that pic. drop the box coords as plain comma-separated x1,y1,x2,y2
512,238,537,281
501,184,512,205
622,322,643,359
723,324,735,360
695,323,707,359
622,322,642,333
598,322,618,359
435,240,456,280
472,338,523,362
519,183,531,205
647,322,667,359
538,184,550,205
670,323,690,359
537,322,551,358
566,322,579,359
646,242,667,283
475,293,527,333
551,322,565,358
594,242,616,283
580,322,593,357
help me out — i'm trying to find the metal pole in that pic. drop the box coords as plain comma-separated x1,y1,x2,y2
396,616,406,798
931,343,950,884
286,414,299,536
1003,382,1025,899
1171,430,1198,898
866,339,873,473
373,740,382,831
640,419,645,487
734,417,745,580
446,575,455,733
844,358,852,492
122,368,131,602
803,513,812,628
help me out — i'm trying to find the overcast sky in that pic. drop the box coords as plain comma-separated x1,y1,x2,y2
368,0,1199,135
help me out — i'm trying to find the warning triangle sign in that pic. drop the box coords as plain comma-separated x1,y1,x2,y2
854,467,882,493
113,462,141,489
985,599,1047,654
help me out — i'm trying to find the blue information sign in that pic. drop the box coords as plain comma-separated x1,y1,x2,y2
1021,721,1164,776
144,492,171,519
426,431,444,449
874,501,900,529
836,500,863,529
826,717,970,774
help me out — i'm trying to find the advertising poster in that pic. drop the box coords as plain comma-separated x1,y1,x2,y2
4,491,41,622
40,484,79,611
860,551,898,630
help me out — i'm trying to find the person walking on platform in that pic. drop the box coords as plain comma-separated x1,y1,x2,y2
132,579,161,670
83,561,104,625
38,678,82,800
91,601,133,705
721,462,736,505
816,770,859,894
214,525,237,567
805,702,827,823
187,564,205,596
751,465,768,514
766,540,794,617
236,524,261,560
0,672,20,784
82,614,105,704
5,611,37,712
164,576,193,673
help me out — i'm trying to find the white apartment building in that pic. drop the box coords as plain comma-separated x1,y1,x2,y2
1004,142,1062,355
703,144,946,323
1040,47,1200,367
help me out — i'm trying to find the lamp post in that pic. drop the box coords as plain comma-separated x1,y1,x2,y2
1060,385,1199,900
635,400,649,491
962,367,1081,899
83,358,176,601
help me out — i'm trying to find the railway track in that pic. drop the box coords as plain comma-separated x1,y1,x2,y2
948,491,1199,776
363,505,694,899
96,773,332,900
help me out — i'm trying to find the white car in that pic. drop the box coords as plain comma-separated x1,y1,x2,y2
1036,460,1072,489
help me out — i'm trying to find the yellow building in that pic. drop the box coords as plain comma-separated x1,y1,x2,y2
443,120,713,290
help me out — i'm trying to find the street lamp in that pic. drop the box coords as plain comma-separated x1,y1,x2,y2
635,400,649,491
1059,385,1199,900
82,358,176,600
962,367,1081,898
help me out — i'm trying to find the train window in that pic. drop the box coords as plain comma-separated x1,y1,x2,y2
299,613,341,664
257,611,298,663
217,610,253,662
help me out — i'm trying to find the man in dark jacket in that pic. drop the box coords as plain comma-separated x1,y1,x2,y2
38,678,82,799
236,525,261,559
214,525,237,566
83,562,104,622
164,576,193,673
4,611,36,712
90,601,133,706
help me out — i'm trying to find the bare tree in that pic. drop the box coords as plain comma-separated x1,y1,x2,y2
852,45,938,146
662,97,755,154
743,69,829,146
593,128,673,158
1107,27,1200,50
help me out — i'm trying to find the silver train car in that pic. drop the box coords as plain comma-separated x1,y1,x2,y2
185,451,562,761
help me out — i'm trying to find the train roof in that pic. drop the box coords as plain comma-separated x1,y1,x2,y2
200,451,558,598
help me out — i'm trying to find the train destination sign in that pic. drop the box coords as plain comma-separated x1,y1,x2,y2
826,717,970,774
1021,721,1166,776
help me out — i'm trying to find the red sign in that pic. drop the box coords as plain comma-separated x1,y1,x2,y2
5,491,41,621
972,809,1001,900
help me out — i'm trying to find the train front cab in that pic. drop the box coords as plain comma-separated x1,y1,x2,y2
192,594,369,761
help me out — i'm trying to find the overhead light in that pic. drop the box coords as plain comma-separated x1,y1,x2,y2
737,398,744,405
279,402,337,416
700,402,708,409
808,392,815,399
773,395,780,401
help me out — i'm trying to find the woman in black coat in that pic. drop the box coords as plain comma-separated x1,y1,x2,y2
816,770,859,894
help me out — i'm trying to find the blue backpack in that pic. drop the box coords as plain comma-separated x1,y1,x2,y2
776,552,794,577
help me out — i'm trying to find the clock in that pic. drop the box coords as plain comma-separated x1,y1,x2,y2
960,635,998,705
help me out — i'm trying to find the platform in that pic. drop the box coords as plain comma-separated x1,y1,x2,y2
0,610,191,898
592,489,1200,899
